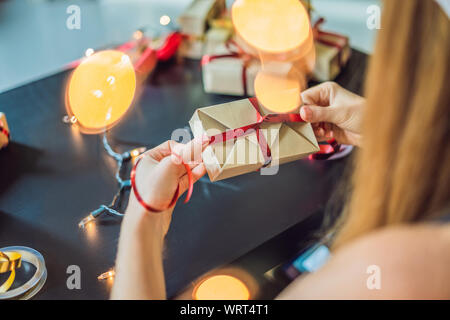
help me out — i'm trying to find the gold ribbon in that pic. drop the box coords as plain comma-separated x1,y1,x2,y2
0,251,22,293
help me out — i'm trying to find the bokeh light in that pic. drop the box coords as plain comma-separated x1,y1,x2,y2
85,48,94,57
254,69,302,113
193,275,250,300
232,0,310,54
159,15,171,26
66,50,136,134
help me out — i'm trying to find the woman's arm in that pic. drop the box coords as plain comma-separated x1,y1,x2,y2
111,196,169,300
277,224,450,299
111,139,207,300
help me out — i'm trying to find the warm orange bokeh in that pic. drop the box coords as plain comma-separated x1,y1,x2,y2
66,50,136,133
232,0,310,54
193,275,250,300
232,0,312,114
254,69,302,113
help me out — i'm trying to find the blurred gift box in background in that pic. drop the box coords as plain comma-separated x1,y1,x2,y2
0,0,380,93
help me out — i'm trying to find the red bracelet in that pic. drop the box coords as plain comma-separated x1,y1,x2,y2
130,152,194,213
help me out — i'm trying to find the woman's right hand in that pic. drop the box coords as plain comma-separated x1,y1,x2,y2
300,82,365,146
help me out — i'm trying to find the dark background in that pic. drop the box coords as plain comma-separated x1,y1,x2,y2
0,50,367,299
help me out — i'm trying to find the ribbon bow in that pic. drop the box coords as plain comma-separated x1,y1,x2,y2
201,40,254,96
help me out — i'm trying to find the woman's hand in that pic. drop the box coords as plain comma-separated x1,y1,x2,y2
300,82,365,146
113,137,208,300
126,137,208,236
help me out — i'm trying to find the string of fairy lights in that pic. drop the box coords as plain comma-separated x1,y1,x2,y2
78,134,146,229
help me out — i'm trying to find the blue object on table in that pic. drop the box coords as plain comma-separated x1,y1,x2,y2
283,244,330,280
293,244,330,272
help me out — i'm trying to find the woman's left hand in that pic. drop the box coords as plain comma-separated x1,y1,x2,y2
127,136,209,235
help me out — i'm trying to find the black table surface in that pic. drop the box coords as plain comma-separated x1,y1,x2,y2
0,50,367,299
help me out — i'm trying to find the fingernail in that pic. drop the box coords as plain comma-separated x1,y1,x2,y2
300,106,312,121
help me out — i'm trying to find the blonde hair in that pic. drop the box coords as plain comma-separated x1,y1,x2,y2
332,0,450,248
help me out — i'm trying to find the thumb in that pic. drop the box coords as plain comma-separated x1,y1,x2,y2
150,136,208,191
169,135,209,177
300,105,341,124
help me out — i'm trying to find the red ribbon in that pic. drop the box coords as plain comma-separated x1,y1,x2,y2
309,139,341,160
310,17,346,160
313,18,350,67
130,152,193,213
208,98,305,167
201,40,252,96
133,32,182,76
156,32,182,61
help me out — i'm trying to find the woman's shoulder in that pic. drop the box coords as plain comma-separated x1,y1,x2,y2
333,223,450,299
278,223,450,299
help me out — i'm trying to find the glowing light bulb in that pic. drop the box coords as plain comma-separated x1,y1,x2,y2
78,214,95,228
131,150,140,158
159,15,171,26
98,269,115,280
66,50,136,134
193,275,250,300
133,30,143,40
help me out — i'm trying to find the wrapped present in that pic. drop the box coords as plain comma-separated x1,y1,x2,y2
178,0,226,36
0,112,10,149
178,0,226,59
203,27,232,53
202,37,260,96
189,98,319,181
312,18,351,82
209,16,233,32
179,36,205,59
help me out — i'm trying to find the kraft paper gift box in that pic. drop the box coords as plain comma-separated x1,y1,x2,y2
0,112,10,149
178,0,226,37
189,98,319,181
201,33,260,96
312,20,351,82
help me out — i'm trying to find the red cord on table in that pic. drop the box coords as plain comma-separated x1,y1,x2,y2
309,138,341,160
130,152,193,213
